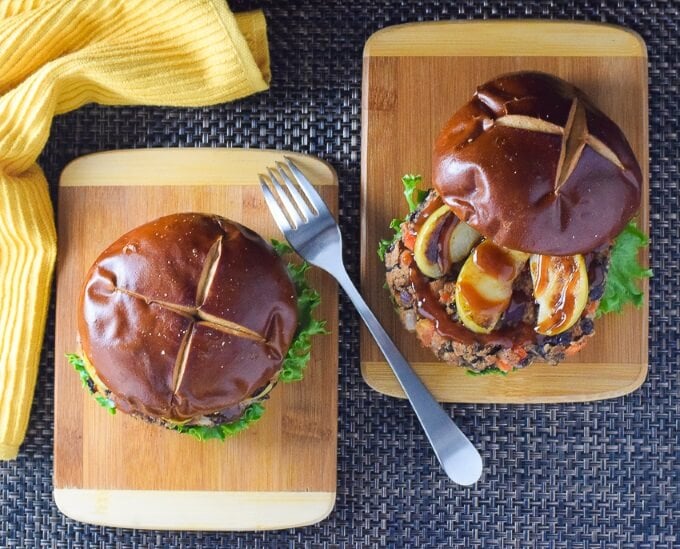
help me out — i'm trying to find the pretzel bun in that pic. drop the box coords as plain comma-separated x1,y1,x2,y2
433,71,642,255
78,213,298,425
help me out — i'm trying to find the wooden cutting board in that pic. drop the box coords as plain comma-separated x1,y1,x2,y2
360,21,649,403
54,149,338,530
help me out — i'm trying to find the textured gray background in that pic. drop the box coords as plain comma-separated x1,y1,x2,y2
1,1,678,547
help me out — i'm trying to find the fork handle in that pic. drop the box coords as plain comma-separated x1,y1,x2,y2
333,268,483,486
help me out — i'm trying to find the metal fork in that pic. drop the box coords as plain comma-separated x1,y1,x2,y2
260,157,483,486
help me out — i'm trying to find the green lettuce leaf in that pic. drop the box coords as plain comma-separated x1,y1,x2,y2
272,239,329,382
597,221,652,316
173,402,265,441
377,174,427,261
377,218,405,262
271,239,294,256
402,174,428,212
94,395,117,413
66,353,116,415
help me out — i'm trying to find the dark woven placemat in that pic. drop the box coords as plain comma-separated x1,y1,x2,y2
1,1,678,547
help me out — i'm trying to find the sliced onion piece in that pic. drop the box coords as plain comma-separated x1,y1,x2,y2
414,205,480,278
413,205,453,278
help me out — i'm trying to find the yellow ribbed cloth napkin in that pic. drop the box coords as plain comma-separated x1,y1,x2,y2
0,0,271,460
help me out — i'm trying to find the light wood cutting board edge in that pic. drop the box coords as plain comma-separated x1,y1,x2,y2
54,490,335,531
360,21,650,404
362,20,646,57
54,148,338,531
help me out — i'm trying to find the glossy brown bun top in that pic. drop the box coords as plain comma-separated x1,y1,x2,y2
78,213,298,422
433,71,642,255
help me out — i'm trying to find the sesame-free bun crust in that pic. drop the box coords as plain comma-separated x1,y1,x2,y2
433,71,642,255
78,213,298,422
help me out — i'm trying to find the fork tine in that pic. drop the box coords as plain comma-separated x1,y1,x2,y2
274,163,316,218
264,170,304,227
282,157,333,218
259,175,295,232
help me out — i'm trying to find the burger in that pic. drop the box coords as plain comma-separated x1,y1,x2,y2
380,71,650,373
68,213,325,440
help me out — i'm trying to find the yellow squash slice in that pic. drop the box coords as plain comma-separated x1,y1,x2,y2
530,254,589,336
455,241,529,333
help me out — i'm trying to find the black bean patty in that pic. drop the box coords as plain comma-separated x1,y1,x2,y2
384,192,609,372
